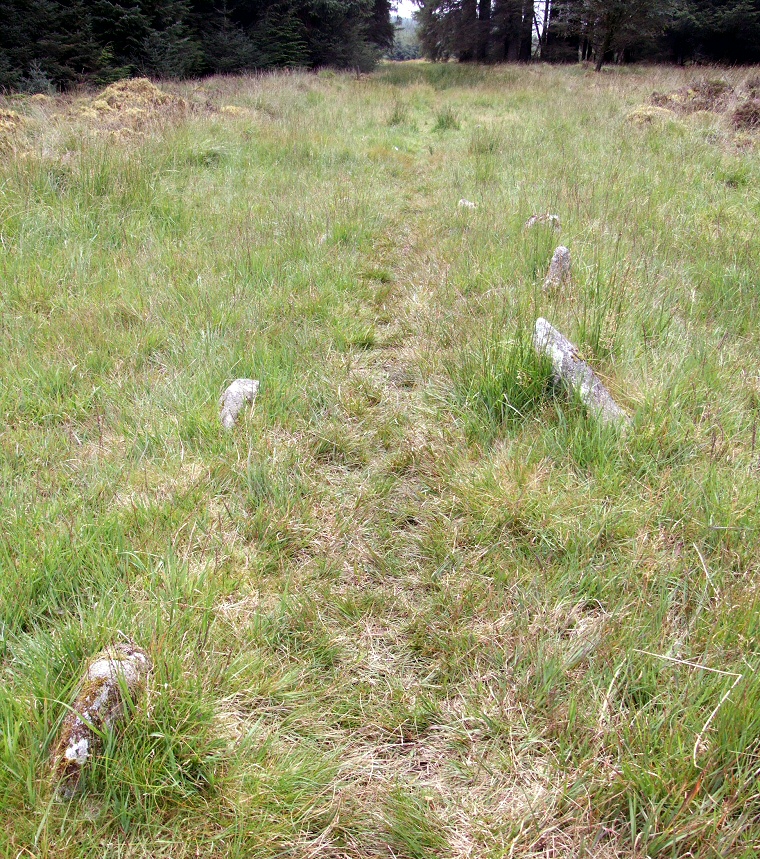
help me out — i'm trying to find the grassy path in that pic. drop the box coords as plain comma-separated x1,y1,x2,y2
2,64,760,857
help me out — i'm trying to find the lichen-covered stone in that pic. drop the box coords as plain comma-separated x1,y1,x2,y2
525,213,561,230
533,318,629,427
544,246,571,290
52,643,151,797
220,378,259,429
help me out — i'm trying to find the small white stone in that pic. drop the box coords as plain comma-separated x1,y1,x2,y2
220,379,259,429
458,199,477,209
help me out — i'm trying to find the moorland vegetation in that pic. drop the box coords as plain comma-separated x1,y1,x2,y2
1,61,760,857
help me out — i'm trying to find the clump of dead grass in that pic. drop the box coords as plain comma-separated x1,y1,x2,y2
0,108,29,152
76,77,187,138
626,104,678,126
732,98,760,130
651,78,734,114
219,104,254,118
646,76,760,141
92,78,185,113
742,74,760,98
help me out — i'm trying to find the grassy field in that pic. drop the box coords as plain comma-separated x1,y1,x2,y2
2,62,760,858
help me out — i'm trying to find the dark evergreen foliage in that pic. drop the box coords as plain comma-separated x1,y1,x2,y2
3,0,757,89
668,0,760,63
415,0,760,68
387,16,421,60
416,0,533,61
0,0,393,89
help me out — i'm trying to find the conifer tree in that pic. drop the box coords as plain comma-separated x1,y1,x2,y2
4,0,759,88
0,0,396,87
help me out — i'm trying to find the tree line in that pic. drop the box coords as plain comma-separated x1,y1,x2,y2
388,16,421,59
416,0,760,69
0,0,395,91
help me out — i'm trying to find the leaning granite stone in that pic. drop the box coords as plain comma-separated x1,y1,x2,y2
533,318,629,427
525,213,561,230
220,379,259,429
544,246,571,290
52,643,151,798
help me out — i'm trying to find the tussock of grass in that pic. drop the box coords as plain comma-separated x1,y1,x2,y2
433,104,460,131
449,329,555,441
2,62,760,858
377,62,493,89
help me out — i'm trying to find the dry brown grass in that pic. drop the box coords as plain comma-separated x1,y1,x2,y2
0,108,29,151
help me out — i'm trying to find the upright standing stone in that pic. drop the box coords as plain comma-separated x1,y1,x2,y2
544,246,571,290
533,318,629,427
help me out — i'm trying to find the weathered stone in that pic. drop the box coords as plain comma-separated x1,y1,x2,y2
544,246,571,290
220,379,259,429
525,213,561,230
458,198,477,209
52,643,151,798
533,318,629,427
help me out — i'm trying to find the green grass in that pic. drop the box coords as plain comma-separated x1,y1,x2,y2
2,62,760,857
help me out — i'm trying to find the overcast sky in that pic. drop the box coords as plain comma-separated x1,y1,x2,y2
394,0,417,18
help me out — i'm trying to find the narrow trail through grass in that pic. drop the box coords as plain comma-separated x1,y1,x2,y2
2,64,760,857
